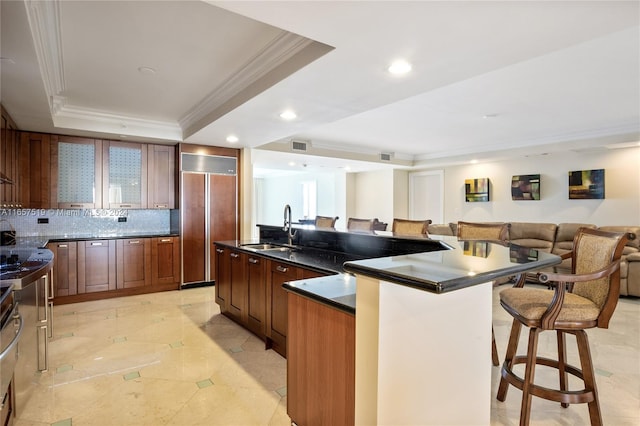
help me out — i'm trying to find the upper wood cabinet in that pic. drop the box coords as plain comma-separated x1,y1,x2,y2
18,132,51,209
103,141,147,209
51,136,103,209
1,109,20,207
147,144,175,209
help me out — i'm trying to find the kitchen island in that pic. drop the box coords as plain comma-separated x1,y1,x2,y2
283,237,560,425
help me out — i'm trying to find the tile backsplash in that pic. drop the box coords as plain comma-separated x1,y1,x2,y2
0,208,171,237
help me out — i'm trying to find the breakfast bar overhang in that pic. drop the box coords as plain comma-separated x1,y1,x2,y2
342,239,561,425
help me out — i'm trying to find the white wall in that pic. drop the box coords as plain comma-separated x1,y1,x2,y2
255,171,345,228
350,169,395,227
438,147,640,226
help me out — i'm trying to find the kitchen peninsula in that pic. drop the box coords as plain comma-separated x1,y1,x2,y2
215,225,561,425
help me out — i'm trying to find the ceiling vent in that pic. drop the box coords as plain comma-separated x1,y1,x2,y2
290,139,309,152
380,152,393,161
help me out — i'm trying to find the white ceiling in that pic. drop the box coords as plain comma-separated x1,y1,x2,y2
1,1,639,173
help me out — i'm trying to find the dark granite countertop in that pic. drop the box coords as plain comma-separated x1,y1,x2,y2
343,237,561,294
283,274,356,314
4,233,179,249
214,240,365,275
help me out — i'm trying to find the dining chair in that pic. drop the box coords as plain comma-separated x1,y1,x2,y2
391,218,431,235
457,221,511,366
496,227,630,426
315,216,338,228
347,218,375,231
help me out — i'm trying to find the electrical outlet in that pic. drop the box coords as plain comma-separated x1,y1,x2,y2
118,217,127,222
37,218,49,224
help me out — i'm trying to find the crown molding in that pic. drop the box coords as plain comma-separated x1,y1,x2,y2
24,0,65,110
179,31,315,132
52,101,183,141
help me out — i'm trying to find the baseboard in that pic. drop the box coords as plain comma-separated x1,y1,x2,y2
181,281,215,290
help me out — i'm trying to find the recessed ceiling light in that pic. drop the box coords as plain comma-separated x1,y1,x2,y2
137,66,156,75
388,59,412,75
280,110,297,120
470,159,478,164
226,135,239,143
288,161,296,167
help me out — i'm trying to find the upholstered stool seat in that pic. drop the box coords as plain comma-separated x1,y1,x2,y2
500,288,600,325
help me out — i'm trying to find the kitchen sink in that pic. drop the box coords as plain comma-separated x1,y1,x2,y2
240,243,296,252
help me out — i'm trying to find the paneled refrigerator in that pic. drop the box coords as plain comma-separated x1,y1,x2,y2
180,149,239,287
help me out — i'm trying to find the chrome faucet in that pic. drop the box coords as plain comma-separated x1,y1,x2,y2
283,204,296,245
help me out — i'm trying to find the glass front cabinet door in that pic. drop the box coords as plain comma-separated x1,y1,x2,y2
103,141,147,209
51,136,102,209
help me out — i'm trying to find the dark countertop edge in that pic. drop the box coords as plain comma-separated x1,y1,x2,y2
43,233,179,244
214,240,348,275
343,255,561,294
283,281,356,315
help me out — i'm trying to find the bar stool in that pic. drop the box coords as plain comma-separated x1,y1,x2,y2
496,227,630,425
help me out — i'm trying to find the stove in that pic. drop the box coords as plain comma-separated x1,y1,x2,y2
0,248,53,289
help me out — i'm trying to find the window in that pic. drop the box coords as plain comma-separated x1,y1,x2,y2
301,180,317,219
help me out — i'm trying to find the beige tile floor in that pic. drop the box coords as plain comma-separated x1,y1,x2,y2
12,286,640,426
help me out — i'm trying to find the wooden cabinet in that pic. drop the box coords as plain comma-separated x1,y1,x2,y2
147,144,175,209
51,135,102,209
268,261,299,357
227,249,247,324
1,107,19,207
47,241,78,297
213,246,328,353
246,254,267,338
103,140,147,209
18,132,51,209
116,238,151,289
77,240,116,293
267,261,324,357
287,292,355,426
214,245,231,311
53,236,179,304
151,236,180,286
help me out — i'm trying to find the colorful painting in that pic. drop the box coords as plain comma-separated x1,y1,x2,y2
465,178,490,202
511,174,540,200
568,169,605,199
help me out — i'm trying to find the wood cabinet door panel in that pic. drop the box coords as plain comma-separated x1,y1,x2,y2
18,132,51,209
147,144,175,209
227,250,247,322
116,238,151,289
247,255,267,338
287,293,355,425
182,173,206,283
214,245,231,312
48,241,78,297
78,240,115,293
208,174,237,280
151,237,180,286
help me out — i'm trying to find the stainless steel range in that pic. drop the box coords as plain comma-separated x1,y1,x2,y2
0,247,53,420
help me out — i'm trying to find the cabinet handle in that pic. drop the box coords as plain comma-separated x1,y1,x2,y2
230,253,239,258
248,258,259,264
160,238,171,243
155,204,168,208
119,204,132,208
70,204,83,208
276,265,288,273
128,240,140,244
57,244,68,248
90,242,103,246
215,248,224,253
